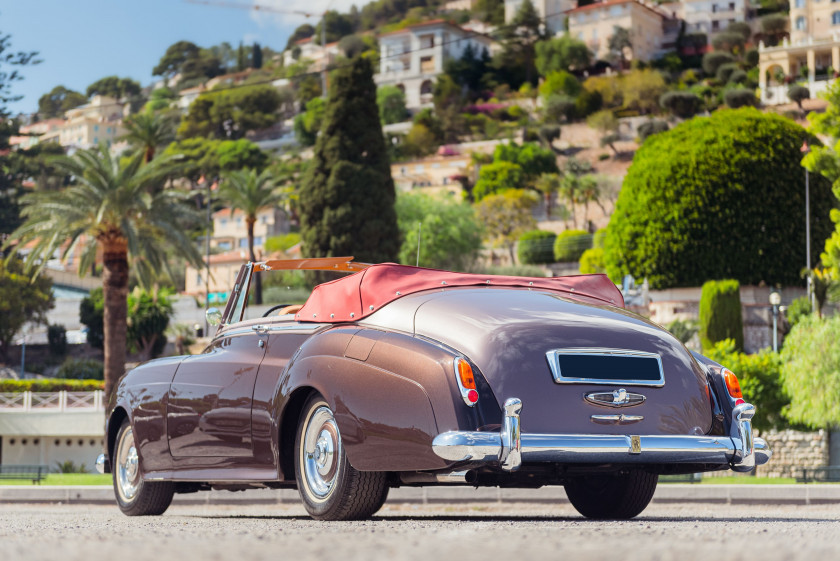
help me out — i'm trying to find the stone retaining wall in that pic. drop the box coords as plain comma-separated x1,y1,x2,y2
756,429,830,478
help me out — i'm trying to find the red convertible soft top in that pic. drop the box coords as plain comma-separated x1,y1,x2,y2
294,264,624,323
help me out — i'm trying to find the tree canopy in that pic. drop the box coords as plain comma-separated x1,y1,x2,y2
0,256,53,362
86,76,141,99
535,35,591,76
177,84,281,140
38,85,86,118
604,109,835,288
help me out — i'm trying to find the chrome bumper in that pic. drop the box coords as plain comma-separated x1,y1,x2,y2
432,398,771,472
95,453,110,474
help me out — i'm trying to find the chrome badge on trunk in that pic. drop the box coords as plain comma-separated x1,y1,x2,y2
584,388,646,408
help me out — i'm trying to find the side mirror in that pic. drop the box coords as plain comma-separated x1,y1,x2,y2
206,307,222,326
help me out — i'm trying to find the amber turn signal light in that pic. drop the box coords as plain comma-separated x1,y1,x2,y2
722,368,743,400
454,357,478,407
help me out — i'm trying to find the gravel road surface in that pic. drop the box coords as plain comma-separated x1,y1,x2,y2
2,501,838,561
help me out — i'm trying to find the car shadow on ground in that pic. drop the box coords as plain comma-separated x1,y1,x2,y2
182,514,838,523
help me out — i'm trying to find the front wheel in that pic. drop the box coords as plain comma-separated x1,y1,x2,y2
564,471,658,519
113,420,174,516
294,394,388,520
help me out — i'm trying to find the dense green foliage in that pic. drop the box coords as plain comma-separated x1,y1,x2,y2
178,85,281,140
699,279,743,351
37,85,86,118
395,192,483,271
578,247,605,274
785,296,812,327
299,57,400,264
724,88,757,108
47,324,67,357
554,229,592,262
55,358,104,381
780,315,840,428
85,76,141,99
637,120,668,142
0,257,54,362
604,109,835,288
476,190,538,263
706,340,788,431
377,85,409,124
0,379,104,392
294,97,325,147
517,229,556,264
659,91,701,118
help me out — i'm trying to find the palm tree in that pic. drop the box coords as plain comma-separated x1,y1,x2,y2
217,168,286,305
4,145,202,398
122,112,175,163
534,173,561,220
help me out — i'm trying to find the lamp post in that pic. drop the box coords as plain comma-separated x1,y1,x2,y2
770,290,781,352
802,141,813,311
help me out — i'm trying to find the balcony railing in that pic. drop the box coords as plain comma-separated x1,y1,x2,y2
0,391,105,412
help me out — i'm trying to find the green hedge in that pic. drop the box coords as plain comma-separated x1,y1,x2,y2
554,229,592,262
699,279,743,351
604,108,835,288
517,230,557,264
0,379,105,392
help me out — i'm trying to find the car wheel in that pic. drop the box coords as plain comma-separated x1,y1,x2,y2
294,394,389,521
564,471,658,519
113,420,174,516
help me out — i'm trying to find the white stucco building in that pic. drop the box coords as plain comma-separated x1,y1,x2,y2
376,20,497,110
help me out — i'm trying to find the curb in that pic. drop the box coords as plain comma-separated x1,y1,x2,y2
1,484,839,506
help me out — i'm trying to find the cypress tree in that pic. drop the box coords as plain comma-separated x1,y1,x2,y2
299,56,400,266
252,42,263,69
236,41,246,71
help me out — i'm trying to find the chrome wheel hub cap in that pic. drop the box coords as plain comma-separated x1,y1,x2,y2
116,428,142,502
303,406,341,500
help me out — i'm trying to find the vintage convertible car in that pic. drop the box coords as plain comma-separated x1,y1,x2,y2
96,257,770,520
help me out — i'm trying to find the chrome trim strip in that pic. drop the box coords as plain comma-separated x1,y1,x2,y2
432,397,771,469
590,414,644,425
546,348,665,387
95,453,109,474
585,389,647,408
218,323,327,338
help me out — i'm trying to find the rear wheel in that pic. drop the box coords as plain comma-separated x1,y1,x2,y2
564,471,658,519
113,420,174,516
294,394,388,520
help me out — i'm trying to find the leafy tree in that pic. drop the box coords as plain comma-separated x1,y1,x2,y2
285,24,315,50
216,139,268,172
299,56,400,265
401,123,439,158
472,160,524,201
443,42,492,97
218,169,285,304
433,74,468,143
0,257,53,362
37,85,87,118
702,51,735,76
494,142,559,185
395,192,483,271
660,91,702,118
724,88,757,108
726,21,753,42
604,108,835,288
785,295,812,327
476,189,538,263
314,10,355,45
474,0,505,25
535,35,591,76
608,27,632,68
579,247,605,274
0,30,41,117
178,85,281,140
760,13,788,47
153,40,200,80
543,94,577,123
620,69,666,113
4,146,203,398
539,70,582,99
146,87,177,112
494,0,545,87
127,287,173,361
161,137,221,183
47,324,67,356
338,34,371,59
534,172,562,219
707,340,788,431
517,229,556,264
293,97,326,147
711,31,745,54
788,85,810,110
716,62,739,83
377,85,409,124
85,76,141,99
699,279,743,351
122,112,174,163
781,315,840,428
637,119,669,142
587,110,620,155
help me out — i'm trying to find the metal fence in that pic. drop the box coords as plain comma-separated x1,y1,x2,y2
0,391,105,412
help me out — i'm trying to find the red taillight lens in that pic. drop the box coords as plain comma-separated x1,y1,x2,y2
454,357,478,407
722,368,743,399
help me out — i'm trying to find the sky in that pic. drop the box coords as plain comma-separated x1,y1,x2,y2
1,0,361,116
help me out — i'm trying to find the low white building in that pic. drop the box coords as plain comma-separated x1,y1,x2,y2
662,0,750,36
376,19,497,110
0,391,105,471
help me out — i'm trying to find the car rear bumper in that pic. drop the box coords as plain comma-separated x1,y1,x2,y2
432,398,771,472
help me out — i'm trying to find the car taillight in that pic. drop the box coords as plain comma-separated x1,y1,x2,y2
722,368,744,403
454,357,479,407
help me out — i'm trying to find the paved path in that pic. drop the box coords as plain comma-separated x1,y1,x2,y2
1,502,838,561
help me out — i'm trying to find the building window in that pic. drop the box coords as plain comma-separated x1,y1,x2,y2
796,16,807,29
712,20,720,31
420,56,435,73
419,34,434,49
94,125,99,132
239,239,248,248
254,236,264,246
420,79,434,97
834,10,840,24
609,5,622,16
796,0,806,6
712,3,718,12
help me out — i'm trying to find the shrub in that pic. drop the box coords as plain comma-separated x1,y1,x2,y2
592,228,607,248
554,229,593,262
55,358,104,381
47,324,67,357
716,62,739,83
788,85,810,109
659,91,702,119
517,230,557,264
54,460,88,474
0,379,104,392
744,48,759,68
603,108,835,288
785,295,812,327
666,319,697,345
706,339,788,431
575,89,603,118
702,51,735,75
579,247,605,274
724,88,757,108
637,120,669,142
699,279,743,351
728,69,747,84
